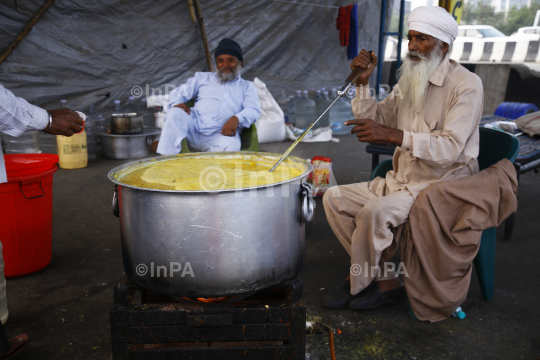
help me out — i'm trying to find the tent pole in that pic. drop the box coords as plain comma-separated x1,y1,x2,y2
187,0,197,23
0,0,55,66
193,0,213,72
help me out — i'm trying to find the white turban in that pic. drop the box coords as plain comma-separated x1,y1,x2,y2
407,6,458,45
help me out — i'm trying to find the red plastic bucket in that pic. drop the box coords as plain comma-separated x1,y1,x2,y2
0,154,59,277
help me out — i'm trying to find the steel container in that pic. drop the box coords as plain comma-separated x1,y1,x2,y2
110,112,143,134
99,126,161,160
108,152,314,297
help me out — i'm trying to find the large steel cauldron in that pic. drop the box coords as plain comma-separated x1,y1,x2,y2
108,152,314,298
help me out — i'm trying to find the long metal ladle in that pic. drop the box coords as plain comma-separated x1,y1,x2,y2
269,52,373,172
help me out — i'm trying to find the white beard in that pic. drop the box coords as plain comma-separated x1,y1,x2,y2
216,63,243,83
396,46,443,111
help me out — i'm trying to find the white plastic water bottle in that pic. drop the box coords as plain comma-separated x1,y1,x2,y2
329,88,355,135
295,90,316,129
287,90,302,126
314,91,332,129
125,96,138,113
276,90,290,123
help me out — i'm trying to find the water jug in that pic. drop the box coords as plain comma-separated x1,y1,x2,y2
287,90,302,126
315,91,332,129
329,88,355,135
294,90,316,129
276,90,290,123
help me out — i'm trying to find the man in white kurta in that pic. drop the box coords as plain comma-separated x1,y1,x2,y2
322,6,484,310
157,38,261,154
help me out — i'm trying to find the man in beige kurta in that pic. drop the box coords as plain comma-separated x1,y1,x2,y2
322,6,484,310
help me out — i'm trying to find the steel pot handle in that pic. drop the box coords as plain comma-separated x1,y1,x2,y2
96,135,101,145
301,182,315,223
112,184,119,217
146,136,152,146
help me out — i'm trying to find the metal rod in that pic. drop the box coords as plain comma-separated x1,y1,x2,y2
193,0,213,72
376,0,387,96
269,87,349,173
396,0,405,69
0,0,55,66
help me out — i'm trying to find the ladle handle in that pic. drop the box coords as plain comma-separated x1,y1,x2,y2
345,50,374,86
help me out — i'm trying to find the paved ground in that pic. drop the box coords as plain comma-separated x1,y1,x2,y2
3,134,540,359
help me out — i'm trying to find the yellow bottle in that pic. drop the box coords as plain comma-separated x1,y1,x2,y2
56,130,88,169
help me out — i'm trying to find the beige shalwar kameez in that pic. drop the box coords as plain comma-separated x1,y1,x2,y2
323,57,484,295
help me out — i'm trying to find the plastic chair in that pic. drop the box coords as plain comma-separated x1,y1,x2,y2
371,127,520,301
179,99,259,153
180,123,259,153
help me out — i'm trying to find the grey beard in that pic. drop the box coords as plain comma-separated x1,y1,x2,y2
395,46,443,111
216,63,242,83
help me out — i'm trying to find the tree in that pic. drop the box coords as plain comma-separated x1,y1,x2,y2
462,1,504,28
499,1,540,35
462,0,540,35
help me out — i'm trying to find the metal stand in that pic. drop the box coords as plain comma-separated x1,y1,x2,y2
376,0,405,96
110,278,306,360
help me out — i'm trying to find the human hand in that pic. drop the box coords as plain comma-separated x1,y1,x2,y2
46,109,84,136
173,103,191,115
221,116,239,137
345,119,403,146
350,49,377,87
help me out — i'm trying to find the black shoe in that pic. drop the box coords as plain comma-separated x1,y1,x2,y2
322,281,372,309
348,282,406,310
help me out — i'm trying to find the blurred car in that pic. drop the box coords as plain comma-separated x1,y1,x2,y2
457,25,507,41
512,27,540,41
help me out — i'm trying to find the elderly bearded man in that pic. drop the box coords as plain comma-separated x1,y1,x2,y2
322,6,483,310
157,38,261,154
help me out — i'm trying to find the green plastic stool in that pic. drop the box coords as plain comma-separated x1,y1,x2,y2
370,127,520,310
178,99,259,153
179,123,258,153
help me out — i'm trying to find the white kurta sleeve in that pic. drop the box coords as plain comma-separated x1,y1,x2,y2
234,82,261,129
167,73,201,110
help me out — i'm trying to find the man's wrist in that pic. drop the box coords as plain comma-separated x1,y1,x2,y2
391,129,403,146
41,111,52,133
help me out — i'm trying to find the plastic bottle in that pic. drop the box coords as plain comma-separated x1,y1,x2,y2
452,306,466,319
2,98,39,154
287,90,302,126
314,91,332,129
276,90,290,123
314,89,322,101
139,98,156,127
56,129,88,169
125,96,138,113
83,107,97,161
294,90,316,129
113,99,122,112
106,100,123,119
87,105,107,134
2,132,39,154
329,88,355,135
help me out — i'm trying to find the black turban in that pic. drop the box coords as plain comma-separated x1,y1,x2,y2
215,38,243,64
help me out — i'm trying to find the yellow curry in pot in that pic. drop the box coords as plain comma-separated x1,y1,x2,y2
119,156,304,191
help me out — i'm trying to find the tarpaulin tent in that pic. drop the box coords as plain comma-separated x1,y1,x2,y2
0,0,392,112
